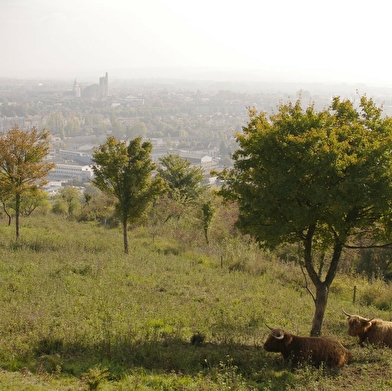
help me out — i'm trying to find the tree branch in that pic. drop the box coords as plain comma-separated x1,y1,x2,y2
345,242,392,249
300,265,316,303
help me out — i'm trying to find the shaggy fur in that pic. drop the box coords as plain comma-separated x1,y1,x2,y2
345,314,392,347
263,328,351,367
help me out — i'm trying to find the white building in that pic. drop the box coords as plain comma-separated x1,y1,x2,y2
48,164,94,181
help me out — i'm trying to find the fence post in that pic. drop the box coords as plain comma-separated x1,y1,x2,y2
353,285,357,304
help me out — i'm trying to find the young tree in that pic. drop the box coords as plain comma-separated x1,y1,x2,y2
45,112,65,137
52,186,82,219
157,153,205,219
0,126,54,239
218,96,392,336
19,187,51,216
201,199,215,245
92,136,165,254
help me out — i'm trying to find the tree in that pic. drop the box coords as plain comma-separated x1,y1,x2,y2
110,112,124,139
157,153,205,206
45,112,65,137
218,96,392,336
0,126,55,239
52,186,82,219
19,187,51,216
126,121,147,139
201,199,215,245
92,136,165,254
0,196,13,226
156,154,205,222
64,112,81,136
78,188,117,226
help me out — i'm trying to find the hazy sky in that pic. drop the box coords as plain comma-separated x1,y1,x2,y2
1,0,391,86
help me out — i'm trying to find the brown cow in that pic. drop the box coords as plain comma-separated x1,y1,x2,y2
263,326,351,367
343,309,392,347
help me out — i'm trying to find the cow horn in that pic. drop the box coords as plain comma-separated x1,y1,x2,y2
342,309,352,317
265,324,274,330
273,331,285,340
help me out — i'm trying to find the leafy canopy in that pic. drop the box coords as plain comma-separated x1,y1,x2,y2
92,136,164,221
157,153,205,203
218,95,392,335
219,96,392,249
0,126,54,238
92,136,165,253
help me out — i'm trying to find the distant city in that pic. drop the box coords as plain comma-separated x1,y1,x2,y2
2,72,392,194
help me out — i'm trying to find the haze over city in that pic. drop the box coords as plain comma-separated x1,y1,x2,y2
1,0,391,87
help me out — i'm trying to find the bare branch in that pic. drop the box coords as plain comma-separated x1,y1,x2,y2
345,242,392,250
300,264,316,303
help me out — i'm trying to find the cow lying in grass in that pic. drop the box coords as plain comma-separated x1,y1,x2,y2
263,326,351,368
343,309,392,347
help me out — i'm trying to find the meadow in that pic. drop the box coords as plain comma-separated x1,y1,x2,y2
0,214,392,390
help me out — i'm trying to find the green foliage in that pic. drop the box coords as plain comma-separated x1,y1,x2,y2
0,126,55,238
0,214,391,389
220,97,392,249
51,186,82,219
201,200,215,245
92,136,166,253
126,120,147,139
218,96,392,336
64,112,81,137
0,187,51,219
354,248,392,281
82,365,109,391
157,153,204,204
78,189,117,226
356,278,392,310
45,112,65,137
110,112,124,139
19,187,51,216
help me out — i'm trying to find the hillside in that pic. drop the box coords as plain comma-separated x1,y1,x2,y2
0,215,391,390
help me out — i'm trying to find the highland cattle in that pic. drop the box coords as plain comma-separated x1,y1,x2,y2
343,309,392,347
263,326,351,367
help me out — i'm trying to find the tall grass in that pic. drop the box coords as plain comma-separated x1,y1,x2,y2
0,214,391,389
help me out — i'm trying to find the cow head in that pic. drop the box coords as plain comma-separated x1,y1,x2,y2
342,309,374,336
263,325,293,352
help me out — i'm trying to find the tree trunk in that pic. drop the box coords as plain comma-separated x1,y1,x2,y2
303,226,343,336
15,193,20,239
310,282,329,336
2,202,12,226
123,217,129,254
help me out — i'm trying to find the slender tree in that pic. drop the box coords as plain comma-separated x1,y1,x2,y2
218,96,392,336
92,136,165,254
0,126,54,239
157,153,205,220
201,199,215,245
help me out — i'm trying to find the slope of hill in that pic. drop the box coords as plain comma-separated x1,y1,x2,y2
0,215,391,390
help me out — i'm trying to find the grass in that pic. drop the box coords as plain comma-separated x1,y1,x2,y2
0,214,392,389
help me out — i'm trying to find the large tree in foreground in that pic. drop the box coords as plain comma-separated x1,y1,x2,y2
218,96,392,336
0,126,54,239
92,136,165,254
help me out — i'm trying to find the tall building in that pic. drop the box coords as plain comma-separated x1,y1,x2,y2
73,78,81,97
99,72,108,99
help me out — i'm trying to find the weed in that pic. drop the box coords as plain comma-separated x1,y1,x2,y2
81,365,109,391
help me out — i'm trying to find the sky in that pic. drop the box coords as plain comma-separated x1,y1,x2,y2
1,0,392,86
